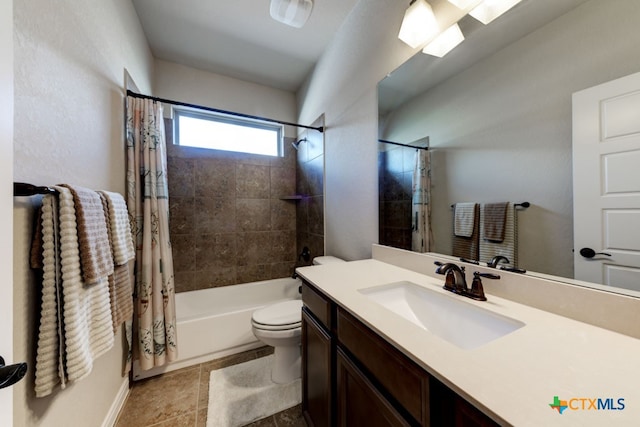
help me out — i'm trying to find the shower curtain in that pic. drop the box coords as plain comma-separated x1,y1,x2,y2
126,96,178,370
412,149,432,253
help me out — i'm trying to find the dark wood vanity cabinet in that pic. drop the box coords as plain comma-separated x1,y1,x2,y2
301,280,500,427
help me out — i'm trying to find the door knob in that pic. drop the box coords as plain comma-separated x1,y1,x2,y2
579,247,612,258
0,356,28,389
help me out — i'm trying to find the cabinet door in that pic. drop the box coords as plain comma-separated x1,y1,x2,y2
302,307,333,427
454,396,500,427
336,348,411,427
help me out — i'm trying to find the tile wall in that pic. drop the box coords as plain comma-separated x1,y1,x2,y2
378,144,414,251
165,118,325,293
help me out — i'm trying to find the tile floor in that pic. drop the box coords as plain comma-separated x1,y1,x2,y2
115,346,307,427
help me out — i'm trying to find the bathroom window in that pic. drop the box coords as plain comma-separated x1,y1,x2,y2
174,108,283,156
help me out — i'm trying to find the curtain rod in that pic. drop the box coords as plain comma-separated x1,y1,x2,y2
126,90,324,133
378,139,429,151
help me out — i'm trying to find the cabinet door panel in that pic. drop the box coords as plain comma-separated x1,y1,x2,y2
302,308,332,427
336,348,411,427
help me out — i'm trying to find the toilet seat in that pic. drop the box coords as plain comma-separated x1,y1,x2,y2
251,299,303,331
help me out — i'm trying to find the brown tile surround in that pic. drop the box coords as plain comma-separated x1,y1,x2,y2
115,347,307,427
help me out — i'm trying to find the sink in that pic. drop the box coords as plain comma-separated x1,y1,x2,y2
359,281,524,350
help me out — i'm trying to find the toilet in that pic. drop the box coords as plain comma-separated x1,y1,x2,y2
251,255,345,383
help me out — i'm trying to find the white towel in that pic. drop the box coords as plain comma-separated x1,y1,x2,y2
479,202,517,266
55,186,115,383
98,190,135,265
454,203,477,237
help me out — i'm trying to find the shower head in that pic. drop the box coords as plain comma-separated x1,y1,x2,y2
292,137,308,151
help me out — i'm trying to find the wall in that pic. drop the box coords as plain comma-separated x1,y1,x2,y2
295,116,325,262
12,0,154,426
380,0,640,277
1,0,14,423
297,0,472,261
167,124,298,292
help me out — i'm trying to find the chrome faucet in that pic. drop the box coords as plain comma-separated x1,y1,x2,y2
434,262,500,301
487,255,509,268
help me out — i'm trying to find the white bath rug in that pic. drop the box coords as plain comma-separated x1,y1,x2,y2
206,355,301,427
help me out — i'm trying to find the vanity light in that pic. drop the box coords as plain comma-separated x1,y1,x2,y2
469,0,523,25
398,0,439,49
422,23,464,57
269,0,313,28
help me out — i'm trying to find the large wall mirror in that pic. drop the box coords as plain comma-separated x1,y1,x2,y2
378,0,640,297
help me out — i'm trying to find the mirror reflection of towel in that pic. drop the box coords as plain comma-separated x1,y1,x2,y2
454,202,477,237
483,202,508,242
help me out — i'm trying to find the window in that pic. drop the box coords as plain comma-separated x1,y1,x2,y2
174,108,283,156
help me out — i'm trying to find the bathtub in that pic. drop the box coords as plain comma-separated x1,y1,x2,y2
133,277,301,380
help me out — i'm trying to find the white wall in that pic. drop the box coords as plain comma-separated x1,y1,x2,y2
13,0,154,426
381,0,640,277
154,59,297,138
1,0,14,424
297,0,473,260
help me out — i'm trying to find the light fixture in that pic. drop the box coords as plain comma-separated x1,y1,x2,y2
270,0,314,28
447,0,480,9
398,0,439,49
422,23,464,57
468,0,523,25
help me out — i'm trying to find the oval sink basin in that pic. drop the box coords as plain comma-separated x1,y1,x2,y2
359,281,524,350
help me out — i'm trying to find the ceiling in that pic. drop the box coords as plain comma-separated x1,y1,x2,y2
132,0,360,92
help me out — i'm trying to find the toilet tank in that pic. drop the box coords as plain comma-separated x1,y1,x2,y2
312,256,345,265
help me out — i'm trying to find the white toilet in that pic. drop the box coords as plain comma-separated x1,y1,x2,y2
251,255,345,383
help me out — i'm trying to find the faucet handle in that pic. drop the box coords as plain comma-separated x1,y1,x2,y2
468,272,500,301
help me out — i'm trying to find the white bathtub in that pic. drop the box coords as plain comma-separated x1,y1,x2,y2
133,277,301,380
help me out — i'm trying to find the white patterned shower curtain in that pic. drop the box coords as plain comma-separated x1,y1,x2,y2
412,149,432,252
126,96,178,370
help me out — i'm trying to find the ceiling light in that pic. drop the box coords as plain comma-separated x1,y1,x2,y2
422,24,464,57
447,0,480,9
398,0,439,49
270,0,314,28
469,0,523,25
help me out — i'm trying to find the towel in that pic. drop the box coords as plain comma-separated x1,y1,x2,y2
34,194,66,397
452,203,479,261
454,203,477,237
98,191,134,333
61,184,114,284
98,190,135,265
30,207,45,269
55,185,115,383
483,202,508,242
479,202,517,266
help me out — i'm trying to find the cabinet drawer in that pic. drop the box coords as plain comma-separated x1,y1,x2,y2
337,308,429,425
302,281,332,330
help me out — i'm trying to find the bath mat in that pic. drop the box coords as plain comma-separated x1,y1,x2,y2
206,355,301,427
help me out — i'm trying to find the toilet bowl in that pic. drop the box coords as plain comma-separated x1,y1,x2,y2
251,255,345,383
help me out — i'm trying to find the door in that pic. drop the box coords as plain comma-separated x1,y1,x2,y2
573,71,640,291
0,0,14,422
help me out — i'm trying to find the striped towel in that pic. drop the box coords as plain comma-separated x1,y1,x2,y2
98,190,135,265
34,194,66,397
479,202,517,266
452,203,479,261
483,202,508,242
55,186,115,383
454,203,477,237
61,185,114,284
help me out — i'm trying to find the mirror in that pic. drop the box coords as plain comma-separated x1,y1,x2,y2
378,0,640,296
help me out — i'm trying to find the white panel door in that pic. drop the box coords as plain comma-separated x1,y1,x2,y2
0,0,13,422
573,71,640,291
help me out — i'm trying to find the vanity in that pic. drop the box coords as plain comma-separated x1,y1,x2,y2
296,246,640,426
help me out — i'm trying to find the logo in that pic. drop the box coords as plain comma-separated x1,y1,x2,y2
549,395,625,414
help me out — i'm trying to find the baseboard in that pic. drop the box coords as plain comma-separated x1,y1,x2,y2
101,377,130,427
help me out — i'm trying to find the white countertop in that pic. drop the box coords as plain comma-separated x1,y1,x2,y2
297,259,640,427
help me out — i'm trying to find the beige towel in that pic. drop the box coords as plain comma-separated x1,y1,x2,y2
61,184,114,284
454,203,477,237
98,190,135,265
452,203,479,260
483,202,508,242
55,186,115,383
479,202,517,266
